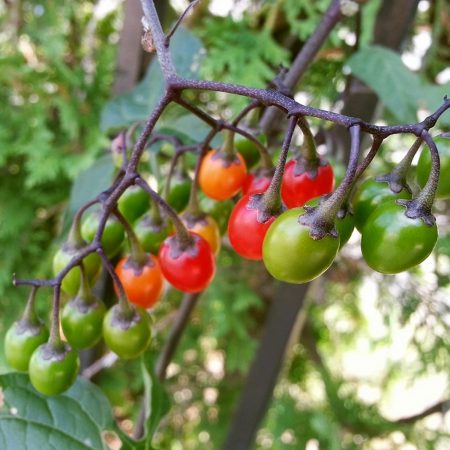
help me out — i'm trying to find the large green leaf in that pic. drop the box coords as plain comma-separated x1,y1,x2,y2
0,373,114,450
101,27,204,132
115,356,170,450
140,357,170,439
61,154,115,236
347,45,422,123
348,45,450,127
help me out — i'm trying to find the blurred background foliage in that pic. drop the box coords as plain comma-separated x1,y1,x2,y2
0,0,449,449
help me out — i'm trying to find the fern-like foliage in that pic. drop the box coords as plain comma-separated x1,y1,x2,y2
0,1,117,333
197,16,290,111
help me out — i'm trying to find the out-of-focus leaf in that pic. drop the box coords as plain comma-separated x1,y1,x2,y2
61,154,115,236
436,234,450,258
101,27,204,132
347,45,422,123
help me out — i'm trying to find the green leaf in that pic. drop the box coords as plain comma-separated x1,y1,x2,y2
101,27,204,132
113,356,170,450
140,357,170,439
421,83,450,127
61,154,115,236
198,16,289,111
347,45,422,123
348,46,450,126
0,373,114,450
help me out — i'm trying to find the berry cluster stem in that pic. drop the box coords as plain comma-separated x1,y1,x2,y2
113,208,148,266
78,262,93,301
297,116,318,163
186,129,219,217
261,116,298,214
136,177,193,248
68,199,98,248
48,284,64,349
222,130,236,159
21,286,39,325
392,137,423,180
415,131,440,212
317,124,361,222
97,247,133,316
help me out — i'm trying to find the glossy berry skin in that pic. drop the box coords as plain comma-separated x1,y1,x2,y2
263,208,339,284
29,343,80,396
53,245,101,296
118,185,150,223
115,254,164,309
181,214,221,255
416,135,450,200
352,178,411,232
235,133,266,169
199,195,234,235
102,305,152,359
336,211,355,249
281,158,334,208
242,173,272,196
158,233,215,293
62,296,106,349
361,200,438,274
166,173,191,212
199,149,247,201
4,321,49,372
81,210,124,257
228,194,277,260
135,214,172,255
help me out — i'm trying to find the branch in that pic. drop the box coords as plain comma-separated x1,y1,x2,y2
175,78,450,137
139,1,176,78
13,94,172,292
14,243,99,288
259,0,344,133
138,0,449,142
231,99,262,126
81,352,118,379
175,97,273,167
165,0,200,44
155,292,201,381
395,400,450,424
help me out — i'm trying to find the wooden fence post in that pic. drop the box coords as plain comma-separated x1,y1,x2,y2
222,283,309,450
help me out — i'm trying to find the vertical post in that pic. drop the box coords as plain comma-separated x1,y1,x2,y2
112,0,145,95
222,283,309,450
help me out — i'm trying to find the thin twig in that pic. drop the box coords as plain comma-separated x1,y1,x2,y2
259,0,344,133
395,399,449,424
165,0,200,44
231,99,262,126
155,293,201,380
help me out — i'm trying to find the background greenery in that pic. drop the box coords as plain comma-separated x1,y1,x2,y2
0,1,449,449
